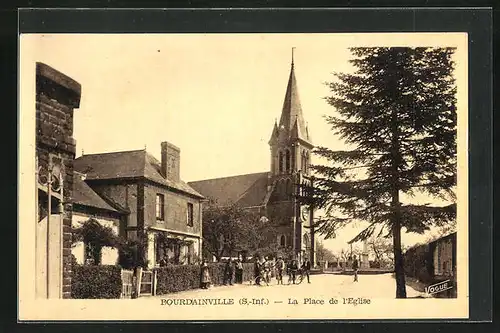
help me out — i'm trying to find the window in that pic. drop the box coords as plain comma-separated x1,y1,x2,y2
285,149,291,172
187,203,194,227
280,235,286,247
278,151,284,173
156,194,165,221
301,150,308,173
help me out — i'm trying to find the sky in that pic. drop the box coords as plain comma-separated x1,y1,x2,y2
20,33,467,254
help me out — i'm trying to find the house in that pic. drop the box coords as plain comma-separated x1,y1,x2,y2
74,141,205,268
188,56,317,264
35,62,81,299
403,232,457,298
430,232,456,278
71,171,128,265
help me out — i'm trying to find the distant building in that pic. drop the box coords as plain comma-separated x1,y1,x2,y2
189,56,317,264
404,232,457,298
431,232,456,278
74,142,205,268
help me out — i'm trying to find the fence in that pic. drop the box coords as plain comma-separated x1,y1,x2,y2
120,269,134,299
136,267,158,297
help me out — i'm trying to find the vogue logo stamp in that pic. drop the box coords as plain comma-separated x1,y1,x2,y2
425,280,453,295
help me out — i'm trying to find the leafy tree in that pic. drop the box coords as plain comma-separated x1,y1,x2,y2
117,238,148,269
202,200,273,262
316,241,337,262
72,218,118,265
367,236,394,268
303,47,457,298
425,220,457,243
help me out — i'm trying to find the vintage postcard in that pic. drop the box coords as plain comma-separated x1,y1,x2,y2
19,32,468,321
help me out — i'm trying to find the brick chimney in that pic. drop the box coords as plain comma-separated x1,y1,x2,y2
161,141,180,182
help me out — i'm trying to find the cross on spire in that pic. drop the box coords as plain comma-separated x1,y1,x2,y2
291,47,296,67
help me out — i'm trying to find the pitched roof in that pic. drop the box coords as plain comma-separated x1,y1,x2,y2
73,173,119,213
74,150,204,199
188,172,270,207
270,62,313,146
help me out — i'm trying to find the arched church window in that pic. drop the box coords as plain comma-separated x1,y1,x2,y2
285,149,291,173
278,151,284,173
280,235,286,247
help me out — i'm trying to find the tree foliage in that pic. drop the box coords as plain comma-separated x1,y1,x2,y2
303,47,457,298
315,241,337,262
367,236,394,268
202,200,274,261
72,218,119,265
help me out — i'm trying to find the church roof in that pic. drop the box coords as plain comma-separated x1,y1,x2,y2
74,150,204,199
188,172,270,207
270,60,313,146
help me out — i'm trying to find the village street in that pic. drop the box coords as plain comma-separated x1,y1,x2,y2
152,273,426,302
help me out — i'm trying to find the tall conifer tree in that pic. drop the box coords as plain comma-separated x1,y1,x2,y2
304,47,457,298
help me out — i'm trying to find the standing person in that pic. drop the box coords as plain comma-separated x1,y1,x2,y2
254,256,262,285
200,259,211,289
235,258,243,284
223,258,234,285
352,255,359,282
302,257,311,283
275,257,285,285
263,256,272,283
288,259,298,284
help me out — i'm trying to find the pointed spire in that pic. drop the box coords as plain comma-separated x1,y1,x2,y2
275,49,313,147
268,119,280,145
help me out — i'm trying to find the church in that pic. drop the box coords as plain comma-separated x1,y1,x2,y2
188,53,317,265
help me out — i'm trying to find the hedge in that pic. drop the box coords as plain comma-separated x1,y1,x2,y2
155,262,255,295
71,265,122,299
404,244,434,283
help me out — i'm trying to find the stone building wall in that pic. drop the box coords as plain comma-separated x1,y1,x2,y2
36,62,81,298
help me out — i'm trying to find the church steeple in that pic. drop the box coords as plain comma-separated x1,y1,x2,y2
275,51,312,146
269,50,314,177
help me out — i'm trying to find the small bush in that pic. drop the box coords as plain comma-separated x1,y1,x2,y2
117,239,148,270
71,265,122,299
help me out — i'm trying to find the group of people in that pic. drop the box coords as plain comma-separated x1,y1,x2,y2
199,255,319,290
199,258,245,289
222,258,244,285
254,256,312,285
